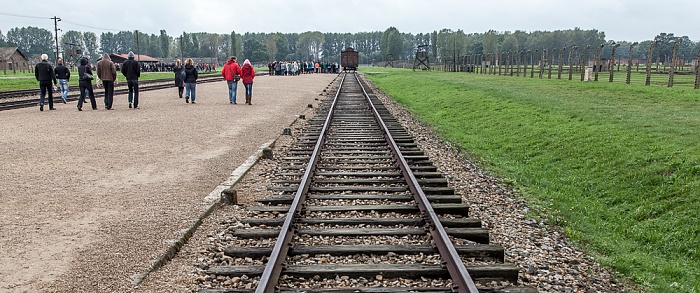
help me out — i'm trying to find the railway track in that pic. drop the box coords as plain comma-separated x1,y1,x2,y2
196,72,536,292
0,76,223,111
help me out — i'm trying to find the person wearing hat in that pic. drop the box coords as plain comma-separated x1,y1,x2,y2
121,51,141,109
34,53,58,111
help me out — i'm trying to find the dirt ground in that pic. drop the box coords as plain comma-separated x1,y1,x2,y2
0,73,338,292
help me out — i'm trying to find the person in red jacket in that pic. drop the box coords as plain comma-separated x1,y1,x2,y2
221,56,242,104
241,59,256,105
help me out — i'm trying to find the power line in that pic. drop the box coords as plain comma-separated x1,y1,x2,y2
0,11,48,20
61,20,122,32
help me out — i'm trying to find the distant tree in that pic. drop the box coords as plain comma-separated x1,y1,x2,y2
159,30,170,58
148,34,163,58
0,30,6,46
501,33,519,54
83,32,97,59
275,35,290,60
431,31,438,59
230,31,238,56
242,37,268,63
381,27,403,61
265,34,277,61
6,26,53,60
482,30,500,55
436,29,467,62
297,31,324,61
60,30,83,58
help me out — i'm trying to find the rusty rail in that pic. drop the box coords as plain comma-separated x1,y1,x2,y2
354,73,478,293
255,73,347,293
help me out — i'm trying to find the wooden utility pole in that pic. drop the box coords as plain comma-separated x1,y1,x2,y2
51,16,61,64
609,43,621,82
626,42,638,84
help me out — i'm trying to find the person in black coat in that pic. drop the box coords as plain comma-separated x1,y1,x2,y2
77,57,97,111
183,58,198,104
121,51,141,109
34,54,57,111
173,59,184,98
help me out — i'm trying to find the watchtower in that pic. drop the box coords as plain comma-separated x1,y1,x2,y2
413,45,430,71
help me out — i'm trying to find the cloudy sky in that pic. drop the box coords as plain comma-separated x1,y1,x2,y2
1,0,698,42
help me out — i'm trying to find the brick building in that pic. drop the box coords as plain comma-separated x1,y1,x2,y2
0,47,30,71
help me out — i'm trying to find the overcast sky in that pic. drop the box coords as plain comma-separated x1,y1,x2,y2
1,0,698,42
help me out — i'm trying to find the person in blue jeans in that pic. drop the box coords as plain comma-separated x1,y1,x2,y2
120,51,141,109
183,58,199,104
221,56,241,104
241,59,256,105
54,58,70,104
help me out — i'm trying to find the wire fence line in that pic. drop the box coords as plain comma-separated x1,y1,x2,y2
377,43,700,90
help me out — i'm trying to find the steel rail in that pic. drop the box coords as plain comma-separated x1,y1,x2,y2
256,73,348,293
353,73,479,293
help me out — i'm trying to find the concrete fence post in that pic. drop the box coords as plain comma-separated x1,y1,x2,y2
609,43,621,82
581,45,590,81
645,39,658,86
558,47,566,79
626,42,638,84
594,44,604,81
668,38,682,87
569,46,578,81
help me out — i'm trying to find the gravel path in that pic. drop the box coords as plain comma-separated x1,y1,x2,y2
0,73,337,292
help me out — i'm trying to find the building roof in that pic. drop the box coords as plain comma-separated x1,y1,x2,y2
0,47,28,61
111,53,160,63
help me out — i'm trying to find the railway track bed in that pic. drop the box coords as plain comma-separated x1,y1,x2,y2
181,72,537,293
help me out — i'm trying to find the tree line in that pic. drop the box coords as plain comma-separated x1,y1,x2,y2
1,26,699,65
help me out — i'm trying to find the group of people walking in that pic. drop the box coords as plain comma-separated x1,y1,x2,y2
218,56,255,105
34,51,141,111
35,53,256,111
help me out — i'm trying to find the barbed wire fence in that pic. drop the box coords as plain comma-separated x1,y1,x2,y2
383,40,700,90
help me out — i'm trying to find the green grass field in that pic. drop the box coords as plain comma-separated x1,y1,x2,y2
361,67,700,293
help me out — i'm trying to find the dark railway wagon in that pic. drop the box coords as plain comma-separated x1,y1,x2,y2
341,47,359,71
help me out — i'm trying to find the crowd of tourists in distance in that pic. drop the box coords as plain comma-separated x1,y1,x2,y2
267,61,340,76
33,52,255,111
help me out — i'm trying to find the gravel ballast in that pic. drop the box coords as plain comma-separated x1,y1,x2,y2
138,73,640,292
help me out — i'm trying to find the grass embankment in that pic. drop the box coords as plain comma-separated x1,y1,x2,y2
361,68,700,293
0,71,220,91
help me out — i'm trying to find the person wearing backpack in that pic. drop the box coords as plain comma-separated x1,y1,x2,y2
241,59,256,105
173,59,185,99
221,56,241,104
